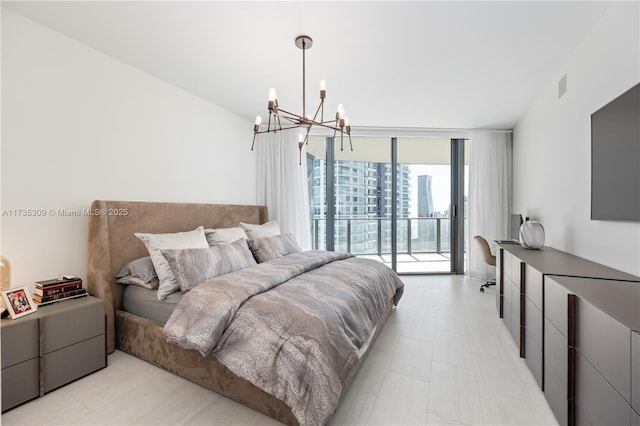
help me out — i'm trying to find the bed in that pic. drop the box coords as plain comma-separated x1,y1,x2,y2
86,200,403,425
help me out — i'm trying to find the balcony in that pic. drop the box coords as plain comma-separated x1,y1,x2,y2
311,217,465,273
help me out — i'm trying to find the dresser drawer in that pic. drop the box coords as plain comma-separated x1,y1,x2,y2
525,264,543,309
545,277,570,336
503,295,512,334
576,297,630,403
503,251,513,280
544,317,567,378
510,255,521,288
576,351,631,426
575,405,592,426
525,328,543,389
525,297,543,348
509,282,520,345
633,331,640,412
43,334,106,393
544,354,568,426
1,357,40,411
1,317,39,367
42,299,105,353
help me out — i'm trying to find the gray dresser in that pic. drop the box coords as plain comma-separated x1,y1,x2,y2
495,244,640,426
1,296,106,411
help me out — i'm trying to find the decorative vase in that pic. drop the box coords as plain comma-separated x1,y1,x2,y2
519,221,545,249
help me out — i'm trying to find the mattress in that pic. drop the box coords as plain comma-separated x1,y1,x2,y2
121,285,181,324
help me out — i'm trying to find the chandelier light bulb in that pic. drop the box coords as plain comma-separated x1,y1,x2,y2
320,80,326,91
255,116,262,126
268,88,277,101
298,133,306,143
337,104,345,119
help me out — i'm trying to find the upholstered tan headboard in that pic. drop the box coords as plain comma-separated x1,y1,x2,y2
87,200,268,353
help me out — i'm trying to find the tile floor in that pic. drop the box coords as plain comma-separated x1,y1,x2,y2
2,275,558,425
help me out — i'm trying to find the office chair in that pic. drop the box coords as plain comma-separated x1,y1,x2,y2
473,235,496,292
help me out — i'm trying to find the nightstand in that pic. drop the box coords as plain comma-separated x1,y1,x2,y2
1,295,106,411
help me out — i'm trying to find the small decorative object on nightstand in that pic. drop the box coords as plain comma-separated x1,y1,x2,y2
1,286,37,319
519,220,545,249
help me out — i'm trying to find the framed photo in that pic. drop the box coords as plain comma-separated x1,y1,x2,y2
1,286,37,319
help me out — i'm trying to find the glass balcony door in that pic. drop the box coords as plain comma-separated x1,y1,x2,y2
306,135,467,274
397,138,452,273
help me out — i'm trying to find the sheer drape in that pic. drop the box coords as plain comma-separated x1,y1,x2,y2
468,130,510,280
256,132,311,250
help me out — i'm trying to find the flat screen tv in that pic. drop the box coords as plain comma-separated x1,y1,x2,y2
591,82,640,222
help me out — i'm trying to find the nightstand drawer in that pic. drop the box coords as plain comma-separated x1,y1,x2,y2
43,334,106,393
1,318,39,367
1,358,40,410
42,298,104,353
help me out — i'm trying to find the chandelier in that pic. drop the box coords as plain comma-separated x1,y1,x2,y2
251,35,352,165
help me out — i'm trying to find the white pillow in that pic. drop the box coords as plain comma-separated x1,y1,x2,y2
204,226,247,246
135,226,208,299
239,221,281,239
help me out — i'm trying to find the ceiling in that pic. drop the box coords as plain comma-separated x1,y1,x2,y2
2,1,613,131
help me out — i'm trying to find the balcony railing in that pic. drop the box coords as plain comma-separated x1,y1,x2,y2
311,217,457,256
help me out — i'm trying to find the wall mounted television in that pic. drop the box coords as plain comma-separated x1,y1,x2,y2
591,82,640,222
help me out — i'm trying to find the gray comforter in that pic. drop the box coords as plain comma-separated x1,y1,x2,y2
164,251,404,426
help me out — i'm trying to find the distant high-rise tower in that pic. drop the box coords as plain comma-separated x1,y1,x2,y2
417,175,434,218
308,157,410,253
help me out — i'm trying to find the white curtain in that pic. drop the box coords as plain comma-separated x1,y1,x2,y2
256,131,311,250
468,130,510,281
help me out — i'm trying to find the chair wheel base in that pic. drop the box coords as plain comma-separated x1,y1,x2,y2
480,280,496,292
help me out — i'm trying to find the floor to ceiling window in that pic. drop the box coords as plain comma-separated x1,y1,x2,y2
397,138,452,273
307,135,468,274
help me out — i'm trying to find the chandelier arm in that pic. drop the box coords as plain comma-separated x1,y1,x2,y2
348,132,353,151
255,124,301,135
251,133,258,151
276,108,305,120
309,101,323,126
309,120,342,132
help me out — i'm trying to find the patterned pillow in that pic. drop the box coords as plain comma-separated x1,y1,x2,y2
162,238,257,292
204,226,247,246
135,226,209,299
247,233,301,263
239,220,281,239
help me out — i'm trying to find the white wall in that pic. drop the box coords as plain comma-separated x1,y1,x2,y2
513,2,640,276
1,10,257,288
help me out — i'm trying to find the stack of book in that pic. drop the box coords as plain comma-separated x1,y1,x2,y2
33,276,87,305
